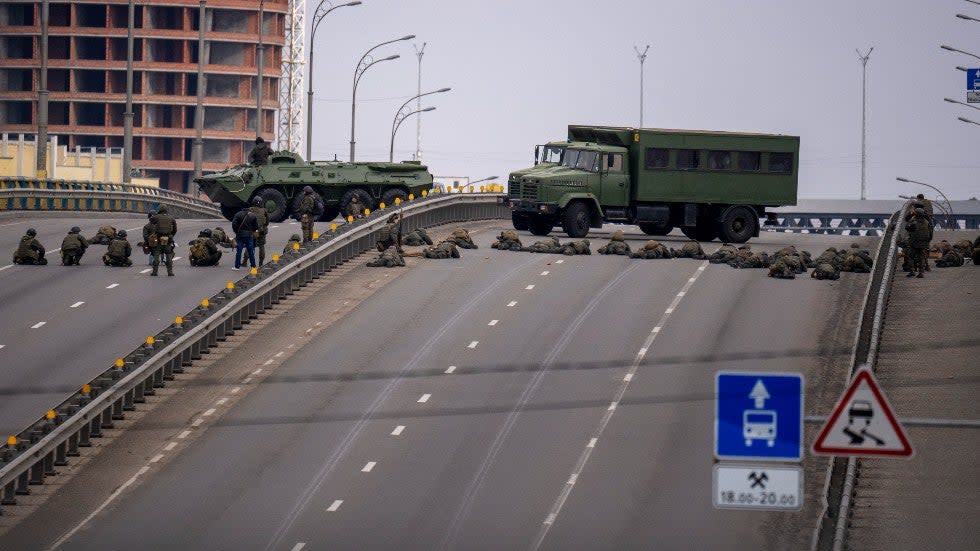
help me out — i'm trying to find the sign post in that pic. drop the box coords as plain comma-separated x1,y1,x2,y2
968,68,979,104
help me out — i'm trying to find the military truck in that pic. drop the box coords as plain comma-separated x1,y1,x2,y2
195,151,433,222
506,126,799,242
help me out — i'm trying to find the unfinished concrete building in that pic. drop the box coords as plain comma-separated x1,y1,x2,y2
0,0,286,192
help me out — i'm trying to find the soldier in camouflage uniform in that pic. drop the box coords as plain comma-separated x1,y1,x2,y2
103,230,133,267
840,244,873,273
729,250,772,269
149,204,177,276
188,229,222,267
88,224,117,245
932,239,952,257
366,246,406,267
445,228,478,249
597,230,631,255
403,228,433,247
283,233,302,254
491,230,522,251
559,239,591,255
298,186,319,243
60,226,88,265
973,235,980,266
13,228,47,265
905,208,932,278
707,243,739,264
423,241,461,259
669,241,706,259
377,214,402,252
814,247,844,270
345,194,363,219
631,240,671,259
952,239,974,256
767,260,795,279
811,262,840,280
934,249,964,268
523,236,564,254
211,226,235,248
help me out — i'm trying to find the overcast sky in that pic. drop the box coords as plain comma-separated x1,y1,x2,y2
302,0,978,200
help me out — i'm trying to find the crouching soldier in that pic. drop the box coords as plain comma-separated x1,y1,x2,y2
103,230,133,267
211,226,235,248
13,228,47,265
88,224,117,245
377,214,402,252
423,241,461,259
61,226,88,265
188,229,222,267
597,230,631,255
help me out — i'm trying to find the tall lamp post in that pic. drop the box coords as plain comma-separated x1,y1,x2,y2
306,1,361,161
192,0,206,182
958,116,980,126
388,87,450,161
856,47,873,200
349,34,415,162
944,97,980,111
896,177,955,228
36,0,50,178
123,0,135,183
413,42,426,161
941,44,980,61
633,45,649,128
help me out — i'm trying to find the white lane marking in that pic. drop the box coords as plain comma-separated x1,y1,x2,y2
531,261,708,550
164,442,177,451
488,320,499,326
326,500,343,512
361,461,376,473
525,284,535,290
231,386,242,394
0,265,11,272
607,402,618,411
70,301,85,308
507,301,517,307
31,321,46,329
203,408,216,417
140,268,151,274
418,393,431,403
0,345,5,350
106,283,119,289
638,347,648,357
271,225,280,229
567,474,577,485
216,397,228,405
290,544,306,551
252,368,263,376
50,463,151,548
263,359,274,366
391,425,405,436
274,351,284,358
623,373,633,382
173,256,182,261
445,366,456,374
191,418,204,427
287,344,295,349
541,270,550,275
243,377,253,384
177,430,191,439
149,454,164,463
555,259,564,264
651,327,661,334
467,341,479,349
125,227,142,232
315,321,323,326
664,308,673,314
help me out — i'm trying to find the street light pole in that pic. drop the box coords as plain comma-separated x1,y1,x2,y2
306,1,361,161
896,177,955,228
941,44,980,61
388,86,451,161
856,47,873,200
349,34,415,162
123,0,135,183
390,107,434,162
958,116,980,126
633,45,649,128
193,0,206,182
413,42,426,161
36,0,49,178
256,0,265,139
944,97,980,111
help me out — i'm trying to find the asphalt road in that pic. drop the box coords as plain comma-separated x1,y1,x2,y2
0,214,321,437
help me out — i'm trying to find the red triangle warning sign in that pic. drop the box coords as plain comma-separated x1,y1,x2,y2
813,367,913,458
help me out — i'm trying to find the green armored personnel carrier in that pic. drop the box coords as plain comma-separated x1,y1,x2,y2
195,151,434,222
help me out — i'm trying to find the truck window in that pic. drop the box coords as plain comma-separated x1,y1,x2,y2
563,149,600,172
676,149,701,170
738,151,761,171
769,152,794,173
540,145,564,164
644,148,669,169
605,153,623,172
707,151,733,170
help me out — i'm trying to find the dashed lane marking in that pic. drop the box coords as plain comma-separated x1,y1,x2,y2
0,265,11,272
587,438,597,448
242,377,253,384
31,322,46,329
140,268,151,274
106,283,119,289
290,544,306,551
488,320,499,326
173,256,182,261
467,341,479,349
361,462,376,473
203,408,216,417
607,402,618,411
326,500,343,512
525,284,535,290
623,373,633,382
164,442,177,451
555,259,564,264
231,386,242,394
541,271,550,275
149,454,164,463
418,394,431,403
216,398,228,405
191,418,204,427
391,425,405,436
445,366,457,374
177,430,191,439
507,301,517,307
274,351,284,358
253,369,263,376
70,301,85,308
0,345,5,350
263,359,275,366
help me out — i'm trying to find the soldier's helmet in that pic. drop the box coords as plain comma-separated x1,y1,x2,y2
70,226,81,233
27,228,37,236
252,196,263,206
158,205,168,214
148,210,157,219
255,136,264,144
290,233,301,241
202,228,212,237
117,229,127,238
303,186,313,194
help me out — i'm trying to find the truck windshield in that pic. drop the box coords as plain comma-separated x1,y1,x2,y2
562,149,599,172
539,145,564,164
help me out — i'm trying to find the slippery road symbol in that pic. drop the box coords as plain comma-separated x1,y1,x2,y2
841,400,885,445
748,471,768,489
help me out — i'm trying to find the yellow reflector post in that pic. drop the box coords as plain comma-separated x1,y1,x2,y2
379,202,386,209
394,197,402,205
6,435,16,446
421,189,428,197
312,231,319,240
174,315,183,326
480,185,485,192
364,208,371,216
292,242,301,251
145,335,155,346
46,409,56,420
226,281,235,290
201,298,210,309
347,215,354,223
82,384,91,395
114,358,125,368
408,193,415,201
330,223,337,231
272,254,280,262
250,267,258,276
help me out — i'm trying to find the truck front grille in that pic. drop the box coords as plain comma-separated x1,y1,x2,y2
519,183,538,200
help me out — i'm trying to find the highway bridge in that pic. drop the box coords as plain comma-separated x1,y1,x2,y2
0,197,975,550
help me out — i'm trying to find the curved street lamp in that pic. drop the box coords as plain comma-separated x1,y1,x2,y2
944,97,980,111
959,116,980,126
349,34,415,162
390,107,435,162
941,44,980,61
896,177,956,228
388,87,451,161
306,0,361,161
956,13,980,22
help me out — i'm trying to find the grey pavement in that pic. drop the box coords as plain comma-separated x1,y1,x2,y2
845,230,979,551
23,227,879,551
0,213,329,436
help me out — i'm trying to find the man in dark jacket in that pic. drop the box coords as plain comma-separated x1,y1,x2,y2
249,137,273,165
231,205,259,270
905,208,932,278
61,226,88,265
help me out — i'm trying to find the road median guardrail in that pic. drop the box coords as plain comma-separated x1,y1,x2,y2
0,192,509,513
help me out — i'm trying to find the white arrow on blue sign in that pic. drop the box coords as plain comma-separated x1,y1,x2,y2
715,372,804,462
968,68,980,91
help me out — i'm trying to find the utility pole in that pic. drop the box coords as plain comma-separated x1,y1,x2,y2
123,0,135,183
413,42,426,161
36,0,50,179
193,0,206,182
633,45,649,129
857,47,873,200
256,0,266,139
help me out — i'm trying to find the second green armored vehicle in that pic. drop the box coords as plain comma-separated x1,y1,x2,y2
195,151,434,222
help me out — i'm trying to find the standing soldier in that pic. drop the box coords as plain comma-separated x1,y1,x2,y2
914,194,933,220
249,136,273,166
150,204,177,276
298,186,318,243
12,228,47,265
102,230,133,267
139,210,157,265
249,196,270,266
60,226,88,265
905,207,932,278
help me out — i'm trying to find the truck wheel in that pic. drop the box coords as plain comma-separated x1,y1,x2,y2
511,213,529,231
340,188,373,217
255,188,288,222
718,206,757,243
638,222,674,236
319,207,340,222
681,224,717,242
562,202,591,238
381,188,408,207
220,204,238,222
528,217,553,236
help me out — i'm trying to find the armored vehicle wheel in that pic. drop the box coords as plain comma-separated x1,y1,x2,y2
681,223,717,242
220,204,239,222
255,188,289,223
320,207,340,222
511,213,529,231
638,222,674,236
340,188,373,217
562,202,591,238
381,188,408,207
717,206,756,244
528,217,553,236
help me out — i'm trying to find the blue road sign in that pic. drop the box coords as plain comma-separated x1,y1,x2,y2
968,69,980,91
715,372,804,461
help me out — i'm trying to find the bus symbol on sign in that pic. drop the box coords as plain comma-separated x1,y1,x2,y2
744,410,777,447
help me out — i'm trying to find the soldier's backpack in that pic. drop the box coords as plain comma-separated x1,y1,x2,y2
146,232,159,248
190,238,207,260
99,225,116,238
